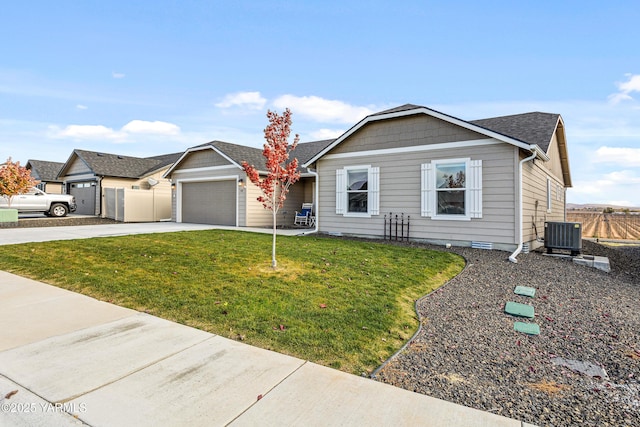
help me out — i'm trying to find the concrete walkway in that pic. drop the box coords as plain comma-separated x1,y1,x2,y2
0,221,307,246
0,223,534,426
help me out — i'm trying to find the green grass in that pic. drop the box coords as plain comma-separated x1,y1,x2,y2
0,230,464,375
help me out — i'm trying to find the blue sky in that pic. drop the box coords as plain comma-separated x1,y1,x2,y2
1,1,639,206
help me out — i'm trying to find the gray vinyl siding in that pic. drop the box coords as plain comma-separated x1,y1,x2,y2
244,180,310,227
244,182,273,227
330,114,485,155
317,141,518,247
178,149,233,169
522,157,566,246
285,179,315,225
545,132,565,184
63,158,92,175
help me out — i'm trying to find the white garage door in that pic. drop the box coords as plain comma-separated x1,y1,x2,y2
181,180,236,225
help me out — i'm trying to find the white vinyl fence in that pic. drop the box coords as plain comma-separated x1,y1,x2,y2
103,188,171,222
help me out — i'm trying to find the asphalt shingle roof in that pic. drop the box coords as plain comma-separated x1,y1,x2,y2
26,160,64,182
72,149,182,178
470,112,560,152
197,139,335,173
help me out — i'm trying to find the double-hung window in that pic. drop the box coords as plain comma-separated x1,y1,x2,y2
435,161,467,215
347,169,368,213
421,158,482,220
336,165,379,216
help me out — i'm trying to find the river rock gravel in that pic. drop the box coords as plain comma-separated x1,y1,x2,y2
374,240,639,427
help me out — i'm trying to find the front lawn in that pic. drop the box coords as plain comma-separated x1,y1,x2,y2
0,230,464,374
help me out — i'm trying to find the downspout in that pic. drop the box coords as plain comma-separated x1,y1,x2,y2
509,150,538,263
300,168,319,235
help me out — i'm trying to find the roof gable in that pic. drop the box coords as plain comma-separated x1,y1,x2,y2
164,139,335,177
303,104,551,166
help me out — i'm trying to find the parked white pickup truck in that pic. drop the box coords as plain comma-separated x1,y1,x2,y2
0,187,77,217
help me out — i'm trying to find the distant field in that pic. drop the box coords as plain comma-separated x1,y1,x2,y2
567,212,640,240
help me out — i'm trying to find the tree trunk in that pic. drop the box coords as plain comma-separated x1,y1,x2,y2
271,192,277,269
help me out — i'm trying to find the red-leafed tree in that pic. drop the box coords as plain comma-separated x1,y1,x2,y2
0,157,39,208
242,109,301,268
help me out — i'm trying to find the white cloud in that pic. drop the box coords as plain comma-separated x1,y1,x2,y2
608,74,640,104
309,128,345,140
570,170,640,206
76,104,88,110
121,120,180,135
593,146,640,167
50,124,125,140
602,169,640,185
272,95,374,124
112,72,125,79
49,119,181,141
216,91,266,110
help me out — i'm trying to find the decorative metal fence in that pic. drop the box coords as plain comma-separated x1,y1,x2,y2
384,212,410,241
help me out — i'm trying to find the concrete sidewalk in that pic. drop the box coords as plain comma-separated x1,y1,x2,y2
0,224,534,426
0,221,307,246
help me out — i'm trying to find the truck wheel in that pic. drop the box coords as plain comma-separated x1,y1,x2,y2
50,203,69,217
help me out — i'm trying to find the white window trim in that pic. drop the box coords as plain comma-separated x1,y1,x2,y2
337,165,379,218
421,158,482,221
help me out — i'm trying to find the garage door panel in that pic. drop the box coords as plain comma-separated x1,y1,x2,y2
181,181,236,225
70,182,97,215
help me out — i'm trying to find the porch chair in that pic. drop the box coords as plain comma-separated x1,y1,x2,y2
294,203,314,226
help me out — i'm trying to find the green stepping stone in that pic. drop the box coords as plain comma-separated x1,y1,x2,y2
514,286,536,298
514,322,540,335
505,301,535,318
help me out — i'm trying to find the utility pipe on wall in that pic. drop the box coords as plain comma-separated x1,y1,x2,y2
509,150,538,263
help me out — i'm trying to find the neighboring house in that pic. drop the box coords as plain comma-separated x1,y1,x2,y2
57,149,181,220
163,139,332,227
25,160,65,194
303,104,571,258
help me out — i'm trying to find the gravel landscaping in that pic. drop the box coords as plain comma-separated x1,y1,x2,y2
374,241,639,427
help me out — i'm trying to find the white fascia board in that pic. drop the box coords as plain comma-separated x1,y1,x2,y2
303,107,544,166
175,174,239,184
170,164,239,176
321,139,499,161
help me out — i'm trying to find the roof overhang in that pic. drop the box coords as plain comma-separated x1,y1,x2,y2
303,107,550,167
554,116,572,187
